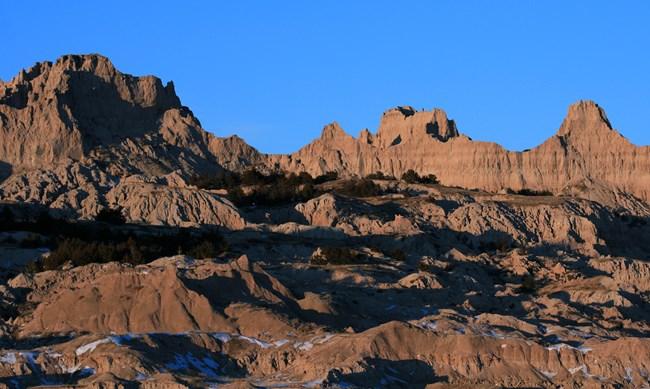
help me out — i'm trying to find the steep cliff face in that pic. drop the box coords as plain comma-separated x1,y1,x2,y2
0,54,262,176
270,101,650,203
2,54,650,208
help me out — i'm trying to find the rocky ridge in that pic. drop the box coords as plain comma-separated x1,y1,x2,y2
1,54,650,388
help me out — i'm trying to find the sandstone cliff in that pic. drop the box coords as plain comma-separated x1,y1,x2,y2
0,54,262,177
2,54,650,224
270,101,650,204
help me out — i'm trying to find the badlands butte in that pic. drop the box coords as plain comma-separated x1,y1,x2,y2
1,54,650,388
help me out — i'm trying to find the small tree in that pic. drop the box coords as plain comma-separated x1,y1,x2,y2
95,207,126,225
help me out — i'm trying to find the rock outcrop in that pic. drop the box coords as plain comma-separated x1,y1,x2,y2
0,54,262,176
270,101,650,206
2,54,650,221
9,255,296,337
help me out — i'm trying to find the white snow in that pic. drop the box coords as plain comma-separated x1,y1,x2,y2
569,365,587,375
625,367,634,383
540,370,557,379
302,378,324,388
416,320,437,331
0,352,17,364
75,338,111,356
211,332,232,343
545,342,591,353
238,335,272,349
273,339,290,347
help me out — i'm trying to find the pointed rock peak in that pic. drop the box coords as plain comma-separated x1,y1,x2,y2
359,128,374,144
558,100,613,136
320,122,347,140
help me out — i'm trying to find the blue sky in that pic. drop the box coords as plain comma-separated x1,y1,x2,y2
3,1,649,153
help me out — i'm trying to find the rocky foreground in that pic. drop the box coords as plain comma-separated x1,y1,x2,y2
1,183,650,388
0,54,649,388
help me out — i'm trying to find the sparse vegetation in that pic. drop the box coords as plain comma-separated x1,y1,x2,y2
310,246,364,265
335,178,382,197
190,169,333,206
401,169,439,185
365,171,396,180
18,233,50,248
40,231,228,271
95,207,126,225
519,274,538,294
313,171,339,184
188,170,240,189
506,188,553,196
387,249,407,262
227,179,318,206
0,207,229,271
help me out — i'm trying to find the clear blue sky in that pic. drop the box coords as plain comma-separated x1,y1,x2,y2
3,1,649,153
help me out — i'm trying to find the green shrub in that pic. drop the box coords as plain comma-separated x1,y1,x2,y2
401,169,439,185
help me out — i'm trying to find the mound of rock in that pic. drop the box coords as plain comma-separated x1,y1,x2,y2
7,255,300,339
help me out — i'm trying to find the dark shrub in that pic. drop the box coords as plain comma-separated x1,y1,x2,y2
188,170,241,190
506,188,553,196
19,233,50,248
365,171,396,180
34,212,57,234
0,207,16,230
43,238,116,270
519,274,538,294
314,171,339,184
188,238,228,259
417,260,432,272
335,179,381,197
227,172,320,206
310,247,363,265
24,260,43,274
401,169,439,185
387,249,407,262
42,230,228,270
240,169,272,186
95,207,126,225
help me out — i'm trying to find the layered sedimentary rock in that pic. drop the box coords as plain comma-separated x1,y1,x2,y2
2,53,650,215
0,54,261,176
270,101,650,204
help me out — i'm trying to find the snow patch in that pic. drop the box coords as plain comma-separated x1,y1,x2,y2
166,352,220,377
545,343,591,353
0,352,17,364
75,338,111,356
